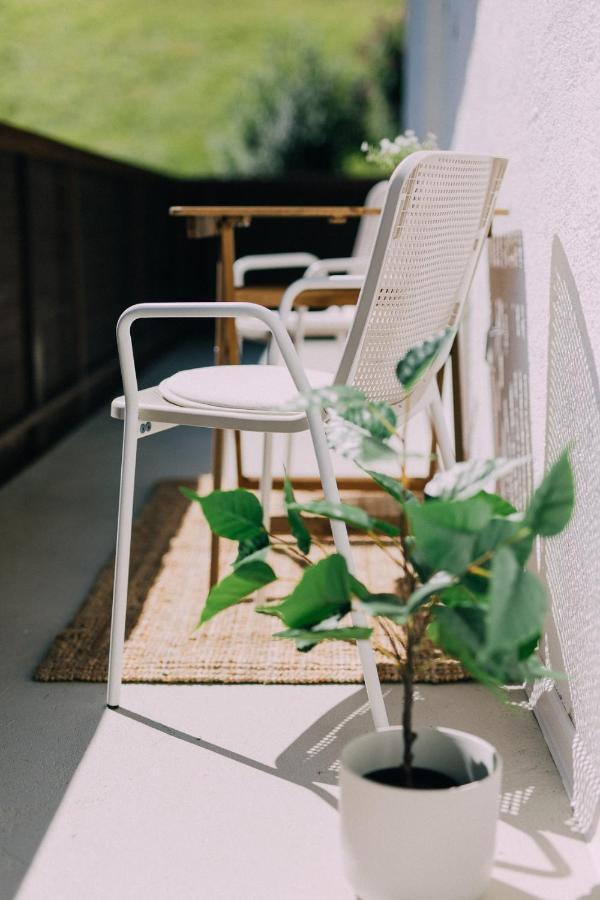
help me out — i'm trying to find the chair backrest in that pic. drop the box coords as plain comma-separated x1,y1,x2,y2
352,180,389,259
336,151,507,413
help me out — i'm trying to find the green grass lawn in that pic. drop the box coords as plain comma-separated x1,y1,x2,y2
0,0,399,175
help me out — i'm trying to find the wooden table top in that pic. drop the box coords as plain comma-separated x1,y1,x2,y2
170,204,509,220
169,205,380,219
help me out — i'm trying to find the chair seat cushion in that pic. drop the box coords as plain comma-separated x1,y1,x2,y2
158,365,332,412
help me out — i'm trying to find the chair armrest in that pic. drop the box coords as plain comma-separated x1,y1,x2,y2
233,252,319,287
304,256,370,278
116,302,313,415
278,275,364,322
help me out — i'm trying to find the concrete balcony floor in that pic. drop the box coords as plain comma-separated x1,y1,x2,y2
1,341,598,900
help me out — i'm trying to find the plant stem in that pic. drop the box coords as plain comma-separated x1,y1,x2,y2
378,615,416,784
367,530,404,566
267,533,312,567
309,532,331,558
402,618,416,785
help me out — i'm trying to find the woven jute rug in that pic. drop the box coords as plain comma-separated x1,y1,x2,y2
35,477,467,684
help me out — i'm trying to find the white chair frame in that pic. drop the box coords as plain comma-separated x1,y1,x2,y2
107,152,506,731
108,301,390,730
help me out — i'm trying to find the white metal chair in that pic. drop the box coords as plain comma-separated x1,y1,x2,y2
107,152,506,731
234,181,388,345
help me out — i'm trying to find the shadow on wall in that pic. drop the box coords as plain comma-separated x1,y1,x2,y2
541,236,600,837
486,231,600,838
487,230,534,511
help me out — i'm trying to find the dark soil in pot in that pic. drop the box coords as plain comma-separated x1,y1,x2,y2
364,766,460,789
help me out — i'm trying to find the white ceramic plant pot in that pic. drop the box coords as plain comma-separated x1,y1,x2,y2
340,726,501,900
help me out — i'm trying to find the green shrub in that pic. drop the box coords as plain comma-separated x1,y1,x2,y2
221,43,366,176
359,11,405,137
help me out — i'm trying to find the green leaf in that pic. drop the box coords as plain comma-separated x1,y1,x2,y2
461,571,492,596
283,477,311,555
348,573,370,601
341,401,397,441
233,531,270,569
526,450,574,536
396,328,454,390
325,415,397,464
472,516,534,567
427,605,505,690
406,572,457,614
437,583,482,607
285,386,397,441
475,492,517,517
284,384,367,414
425,458,528,502
407,497,493,575
518,633,541,661
179,486,203,503
430,605,486,657
359,594,409,621
289,499,401,537
349,575,408,620
273,625,373,652
350,572,457,623
185,487,266,542
403,536,434,582
257,554,351,629
361,467,418,506
200,561,277,625
485,547,547,654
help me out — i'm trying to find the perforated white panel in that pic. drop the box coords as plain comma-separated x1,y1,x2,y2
542,237,600,833
347,155,506,409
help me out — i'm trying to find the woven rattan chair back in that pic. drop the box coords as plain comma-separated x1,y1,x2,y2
336,152,507,413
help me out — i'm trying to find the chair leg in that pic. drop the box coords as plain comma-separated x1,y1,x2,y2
306,408,389,731
209,429,224,588
284,432,294,478
257,432,274,604
260,432,273,530
107,417,139,708
429,382,456,470
282,307,306,479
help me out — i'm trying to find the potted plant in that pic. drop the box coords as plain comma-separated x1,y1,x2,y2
181,336,574,900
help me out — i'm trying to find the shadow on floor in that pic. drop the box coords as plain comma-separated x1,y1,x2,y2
1,684,106,899
117,684,596,899
117,686,383,812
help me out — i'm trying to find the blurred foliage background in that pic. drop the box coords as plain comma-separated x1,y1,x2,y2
0,0,404,176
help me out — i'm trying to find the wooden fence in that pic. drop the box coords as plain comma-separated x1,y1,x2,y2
0,123,375,483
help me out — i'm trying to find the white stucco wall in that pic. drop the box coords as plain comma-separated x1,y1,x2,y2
406,0,600,482
454,0,600,478
405,0,600,859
